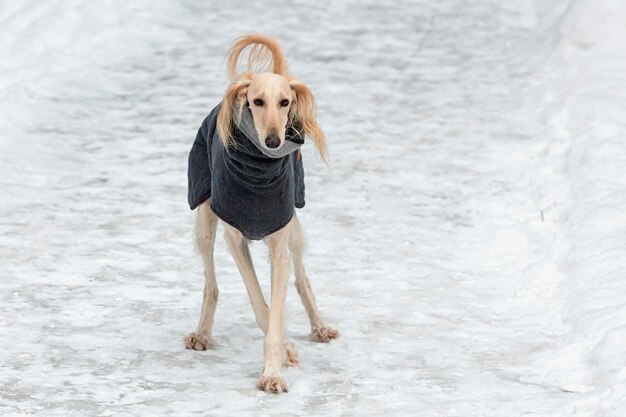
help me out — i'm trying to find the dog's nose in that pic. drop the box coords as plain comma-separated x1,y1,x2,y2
265,133,280,149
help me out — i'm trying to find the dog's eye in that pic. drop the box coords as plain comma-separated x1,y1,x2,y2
280,99,290,107
253,98,264,106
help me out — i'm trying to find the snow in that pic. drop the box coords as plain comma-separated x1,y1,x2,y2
1,0,625,416
533,0,626,414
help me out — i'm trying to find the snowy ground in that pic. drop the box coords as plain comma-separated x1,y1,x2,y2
1,0,625,416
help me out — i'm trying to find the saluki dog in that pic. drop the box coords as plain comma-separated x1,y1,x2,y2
184,34,339,394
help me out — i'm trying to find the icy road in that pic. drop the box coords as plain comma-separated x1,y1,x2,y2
1,0,625,416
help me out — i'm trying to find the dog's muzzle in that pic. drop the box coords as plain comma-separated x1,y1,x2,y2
236,105,303,158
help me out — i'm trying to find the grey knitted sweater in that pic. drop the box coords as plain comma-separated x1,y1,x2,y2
188,105,305,240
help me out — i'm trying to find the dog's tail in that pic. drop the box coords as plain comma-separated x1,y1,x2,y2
226,34,289,80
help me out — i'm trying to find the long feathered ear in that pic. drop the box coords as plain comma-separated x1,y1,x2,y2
289,79,328,163
217,72,253,147
226,34,289,81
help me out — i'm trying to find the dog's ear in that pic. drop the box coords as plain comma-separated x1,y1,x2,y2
217,73,253,147
289,79,328,163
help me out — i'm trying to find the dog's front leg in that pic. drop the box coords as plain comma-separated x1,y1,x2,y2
257,225,291,394
223,223,299,370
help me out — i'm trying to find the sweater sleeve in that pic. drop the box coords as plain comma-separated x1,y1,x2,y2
187,113,213,210
293,151,306,209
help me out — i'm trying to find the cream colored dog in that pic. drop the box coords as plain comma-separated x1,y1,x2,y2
184,34,339,394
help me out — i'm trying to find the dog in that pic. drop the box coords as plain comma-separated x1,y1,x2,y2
184,34,339,394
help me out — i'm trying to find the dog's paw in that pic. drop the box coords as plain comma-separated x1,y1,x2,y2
283,341,299,367
184,332,212,350
311,327,340,343
257,375,288,394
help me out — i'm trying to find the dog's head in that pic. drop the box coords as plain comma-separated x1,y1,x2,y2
216,34,328,162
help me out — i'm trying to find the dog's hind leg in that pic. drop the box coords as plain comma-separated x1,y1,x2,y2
289,213,340,343
185,201,219,350
223,223,299,371
224,224,269,332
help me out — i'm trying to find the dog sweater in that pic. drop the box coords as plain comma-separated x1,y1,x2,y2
187,105,305,240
